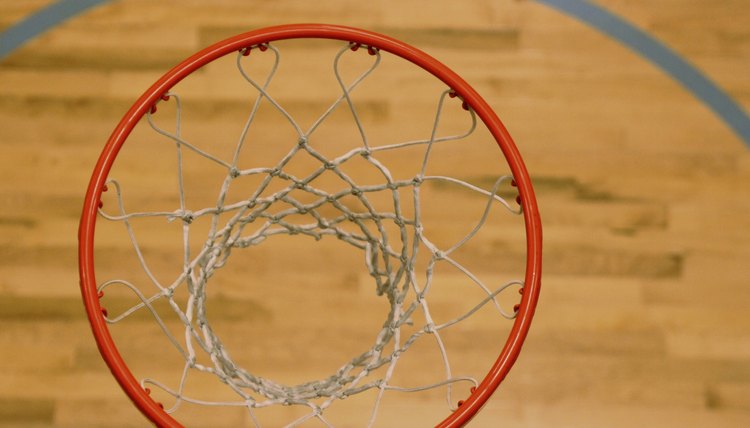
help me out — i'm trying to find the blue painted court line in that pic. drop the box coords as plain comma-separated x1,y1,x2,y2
536,0,750,149
0,0,111,60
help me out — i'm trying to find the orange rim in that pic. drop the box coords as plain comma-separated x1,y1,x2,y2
78,23,542,427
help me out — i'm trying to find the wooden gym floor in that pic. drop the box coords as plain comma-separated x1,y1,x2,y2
1,1,749,427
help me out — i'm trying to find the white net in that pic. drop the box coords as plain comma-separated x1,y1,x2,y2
96,40,525,427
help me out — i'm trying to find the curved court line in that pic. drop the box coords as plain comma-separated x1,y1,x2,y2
0,0,111,60
1,0,748,149
535,0,750,149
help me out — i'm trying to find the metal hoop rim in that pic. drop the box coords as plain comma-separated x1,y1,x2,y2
78,23,542,428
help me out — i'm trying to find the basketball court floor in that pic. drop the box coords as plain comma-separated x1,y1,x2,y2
1,1,749,427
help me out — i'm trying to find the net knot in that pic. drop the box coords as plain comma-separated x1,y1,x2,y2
412,176,423,186
270,167,281,177
424,322,436,334
229,167,240,178
298,136,308,146
180,210,194,224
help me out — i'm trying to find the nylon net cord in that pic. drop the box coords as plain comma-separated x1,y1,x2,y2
97,41,524,427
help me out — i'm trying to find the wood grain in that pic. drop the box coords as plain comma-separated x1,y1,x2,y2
1,0,748,426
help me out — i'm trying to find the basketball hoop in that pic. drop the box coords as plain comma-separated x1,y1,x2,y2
78,24,542,427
